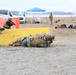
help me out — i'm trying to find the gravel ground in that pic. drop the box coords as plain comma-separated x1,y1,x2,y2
0,23,76,75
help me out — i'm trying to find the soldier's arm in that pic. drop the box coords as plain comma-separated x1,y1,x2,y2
11,21,16,25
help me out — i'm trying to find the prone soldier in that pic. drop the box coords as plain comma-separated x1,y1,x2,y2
11,32,55,47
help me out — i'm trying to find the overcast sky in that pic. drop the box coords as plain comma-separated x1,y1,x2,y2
0,0,76,12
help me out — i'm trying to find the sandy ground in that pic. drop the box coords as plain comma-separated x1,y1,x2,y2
0,17,76,75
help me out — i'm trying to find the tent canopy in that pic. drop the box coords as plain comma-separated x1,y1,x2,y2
26,7,46,12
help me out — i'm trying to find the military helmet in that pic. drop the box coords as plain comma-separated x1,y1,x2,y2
45,34,55,41
8,18,12,21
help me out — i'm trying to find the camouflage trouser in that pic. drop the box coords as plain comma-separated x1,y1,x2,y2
3,25,10,29
50,20,52,25
12,35,31,46
18,37,27,46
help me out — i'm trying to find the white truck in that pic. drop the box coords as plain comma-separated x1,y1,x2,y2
0,9,26,23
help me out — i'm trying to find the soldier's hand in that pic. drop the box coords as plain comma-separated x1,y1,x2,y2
14,24,16,26
13,23,16,25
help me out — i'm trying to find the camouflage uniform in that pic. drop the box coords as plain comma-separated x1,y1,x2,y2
27,33,47,47
49,12,53,25
12,32,55,47
12,35,32,46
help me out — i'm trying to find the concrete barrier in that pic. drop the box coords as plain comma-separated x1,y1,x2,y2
0,28,50,45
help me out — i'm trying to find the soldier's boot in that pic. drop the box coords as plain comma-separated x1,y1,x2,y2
0,28,5,34
11,40,21,46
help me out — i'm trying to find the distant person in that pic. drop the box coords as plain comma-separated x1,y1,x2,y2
49,12,53,25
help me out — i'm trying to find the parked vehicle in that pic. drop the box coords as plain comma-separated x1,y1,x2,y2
0,9,26,23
